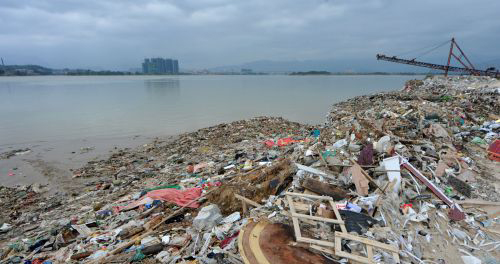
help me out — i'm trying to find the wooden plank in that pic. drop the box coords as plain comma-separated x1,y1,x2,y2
335,236,342,256
335,232,398,252
456,200,500,206
242,200,247,213
286,195,302,240
329,200,347,233
297,237,335,248
392,252,400,263
234,193,261,208
336,248,371,264
310,245,335,255
285,191,333,201
334,231,402,264
366,245,374,261
292,212,344,224
335,234,372,264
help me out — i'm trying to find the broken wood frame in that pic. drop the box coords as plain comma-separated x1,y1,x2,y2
334,231,400,264
285,192,347,248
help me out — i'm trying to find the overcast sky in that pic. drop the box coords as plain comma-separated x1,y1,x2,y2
1,0,499,70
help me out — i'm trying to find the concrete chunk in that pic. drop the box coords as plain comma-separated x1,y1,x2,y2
193,204,222,231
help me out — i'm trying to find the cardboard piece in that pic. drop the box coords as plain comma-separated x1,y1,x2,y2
350,164,369,196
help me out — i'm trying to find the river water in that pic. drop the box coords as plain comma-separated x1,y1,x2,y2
0,75,422,146
0,74,423,188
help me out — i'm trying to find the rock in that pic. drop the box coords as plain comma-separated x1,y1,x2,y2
193,204,223,231
142,243,164,255
93,201,105,211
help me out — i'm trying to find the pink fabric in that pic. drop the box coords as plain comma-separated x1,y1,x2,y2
113,188,203,213
146,188,202,207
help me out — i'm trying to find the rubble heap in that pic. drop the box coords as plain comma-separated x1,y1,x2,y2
0,76,499,264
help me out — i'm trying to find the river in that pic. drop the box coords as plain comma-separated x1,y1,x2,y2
0,74,423,187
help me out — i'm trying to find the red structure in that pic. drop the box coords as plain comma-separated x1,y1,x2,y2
377,38,499,77
398,155,466,221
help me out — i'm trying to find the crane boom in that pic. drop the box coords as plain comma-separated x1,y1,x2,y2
376,38,499,77
376,54,498,77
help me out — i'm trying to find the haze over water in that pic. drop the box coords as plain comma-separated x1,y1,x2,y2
0,75,421,146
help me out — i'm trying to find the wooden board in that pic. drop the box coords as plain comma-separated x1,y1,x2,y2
235,193,262,208
285,191,333,201
334,231,400,264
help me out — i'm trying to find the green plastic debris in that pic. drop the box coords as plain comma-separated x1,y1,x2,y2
131,248,145,262
471,137,486,145
440,95,452,102
8,242,24,252
322,150,336,160
444,187,453,196
145,184,181,192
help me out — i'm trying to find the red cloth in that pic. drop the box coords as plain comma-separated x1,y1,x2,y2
145,188,202,207
220,231,239,249
488,139,500,162
264,137,310,147
113,188,202,213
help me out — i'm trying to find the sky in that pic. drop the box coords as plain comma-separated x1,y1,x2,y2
1,0,499,71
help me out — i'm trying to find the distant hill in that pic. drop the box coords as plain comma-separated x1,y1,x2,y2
0,64,135,76
0,64,53,75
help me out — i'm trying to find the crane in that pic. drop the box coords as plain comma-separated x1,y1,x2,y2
376,38,499,77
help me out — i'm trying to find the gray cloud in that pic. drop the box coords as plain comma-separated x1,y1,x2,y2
1,0,499,70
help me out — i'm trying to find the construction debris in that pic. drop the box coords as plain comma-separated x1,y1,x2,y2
0,76,499,263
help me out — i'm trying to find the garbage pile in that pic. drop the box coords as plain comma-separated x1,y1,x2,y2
0,76,499,264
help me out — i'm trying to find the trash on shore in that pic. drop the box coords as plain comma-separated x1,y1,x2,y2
0,76,499,263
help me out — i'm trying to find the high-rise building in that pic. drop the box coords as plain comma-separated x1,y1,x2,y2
173,60,179,74
142,58,179,74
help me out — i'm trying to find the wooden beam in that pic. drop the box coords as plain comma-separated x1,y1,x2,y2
329,200,347,233
297,237,335,248
292,212,344,224
285,191,333,201
234,193,262,208
286,195,302,240
335,232,398,252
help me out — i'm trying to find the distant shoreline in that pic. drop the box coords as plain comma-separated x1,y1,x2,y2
0,72,432,77
0,64,436,76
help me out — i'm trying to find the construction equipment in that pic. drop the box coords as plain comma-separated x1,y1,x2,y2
377,38,499,77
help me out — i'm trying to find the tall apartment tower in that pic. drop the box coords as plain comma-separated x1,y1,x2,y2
142,58,179,74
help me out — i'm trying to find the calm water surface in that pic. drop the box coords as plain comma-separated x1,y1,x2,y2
0,75,422,146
